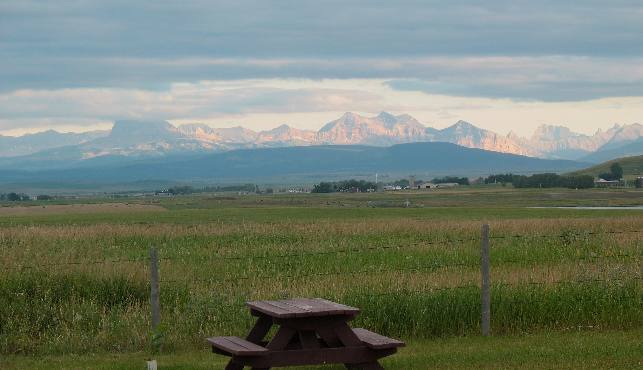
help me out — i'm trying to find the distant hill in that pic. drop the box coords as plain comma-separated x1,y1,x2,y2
0,142,586,188
579,138,643,163
0,129,108,157
568,155,643,180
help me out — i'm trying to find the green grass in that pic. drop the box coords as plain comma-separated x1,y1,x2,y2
0,189,641,367
2,329,641,369
569,154,643,180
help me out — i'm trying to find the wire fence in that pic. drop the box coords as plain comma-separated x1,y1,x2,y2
1,225,641,343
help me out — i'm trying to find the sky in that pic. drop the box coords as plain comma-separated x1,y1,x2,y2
1,0,643,137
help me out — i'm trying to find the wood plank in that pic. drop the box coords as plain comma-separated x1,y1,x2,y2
247,301,293,317
207,336,269,356
290,298,360,316
353,328,405,350
247,298,360,318
266,300,310,317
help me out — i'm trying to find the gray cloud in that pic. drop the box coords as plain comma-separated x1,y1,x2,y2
1,0,643,100
0,83,384,130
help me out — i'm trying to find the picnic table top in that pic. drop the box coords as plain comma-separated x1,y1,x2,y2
246,298,360,319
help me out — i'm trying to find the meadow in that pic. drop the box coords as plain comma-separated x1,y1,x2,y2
0,187,641,369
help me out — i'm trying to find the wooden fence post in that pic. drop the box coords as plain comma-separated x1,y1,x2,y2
481,224,491,336
149,247,161,334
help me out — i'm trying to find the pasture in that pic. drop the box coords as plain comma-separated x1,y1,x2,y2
0,187,641,369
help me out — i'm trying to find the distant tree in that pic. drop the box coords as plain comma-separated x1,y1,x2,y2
214,184,256,192
36,195,53,200
511,173,594,189
484,173,514,185
336,179,376,192
311,179,376,193
563,175,594,189
167,185,195,195
4,192,30,201
312,182,334,193
610,162,623,179
393,179,410,188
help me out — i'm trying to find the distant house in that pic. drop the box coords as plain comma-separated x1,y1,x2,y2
635,176,643,188
435,183,459,188
417,182,437,189
594,178,621,188
417,182,460,189
383,185,403,191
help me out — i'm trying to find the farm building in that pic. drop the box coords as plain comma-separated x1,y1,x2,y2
594,178,621,187
383,185,403,191
417,182,460,189
435,183,460,188
416,182,437,189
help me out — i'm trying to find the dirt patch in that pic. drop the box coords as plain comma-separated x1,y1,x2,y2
0,203,167,216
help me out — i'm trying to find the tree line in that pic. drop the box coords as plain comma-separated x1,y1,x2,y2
483,162,625,189
156,184,259,195
484,173,595,188
0,193,55,201
312,179,377,193
0,192,31,201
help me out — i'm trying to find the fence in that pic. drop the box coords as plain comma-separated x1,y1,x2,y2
1,226,641,353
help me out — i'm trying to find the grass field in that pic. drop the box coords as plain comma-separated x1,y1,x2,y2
0,187,641,368
569,154,643,180
2,329,641,369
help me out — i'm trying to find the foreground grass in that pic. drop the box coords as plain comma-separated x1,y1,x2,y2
2,329,641,369
0,190,640,358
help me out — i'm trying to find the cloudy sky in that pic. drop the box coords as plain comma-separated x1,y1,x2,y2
1,0,643,136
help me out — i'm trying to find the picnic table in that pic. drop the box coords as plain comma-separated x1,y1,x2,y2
207,298,404,369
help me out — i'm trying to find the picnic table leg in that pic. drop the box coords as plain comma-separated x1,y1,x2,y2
331,323,385,370
267,326,297,350
246,315,272,344
333,323,363,347
224,358,244,370
224,315,274,370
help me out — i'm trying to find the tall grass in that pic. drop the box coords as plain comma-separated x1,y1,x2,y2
0,207,641,354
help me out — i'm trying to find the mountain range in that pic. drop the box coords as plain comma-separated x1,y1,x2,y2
0,112,641,171
0,142,585,190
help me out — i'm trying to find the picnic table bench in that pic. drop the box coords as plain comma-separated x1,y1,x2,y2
207,298,404,369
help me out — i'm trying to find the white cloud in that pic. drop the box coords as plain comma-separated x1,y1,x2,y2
2,78,642,137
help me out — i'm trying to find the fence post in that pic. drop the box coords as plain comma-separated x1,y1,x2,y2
149,247,161,336
480,224,491,336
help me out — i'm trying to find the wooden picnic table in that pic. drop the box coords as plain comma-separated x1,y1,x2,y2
207,298,404,369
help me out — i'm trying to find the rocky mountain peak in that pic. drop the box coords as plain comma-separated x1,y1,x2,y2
2,114,641,162
376,111,398,126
